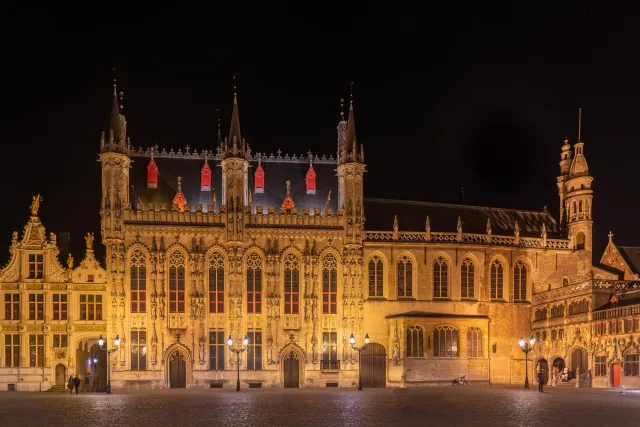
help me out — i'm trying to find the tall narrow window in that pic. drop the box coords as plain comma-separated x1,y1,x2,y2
461,257,475,299
513,260,527,301
28,253,44,279
130,330,147,371
284,253,300,314
79,295,103,320
28,294,44,320
322,331,338,370
467,328,482,358
625,354,639,376
29,334,44,367
208,252,225,313
52,294,68,320
322,254,338,314
4,293,19,320
434,326,459,358
209,330,225,371
368,255,384,297
490,260,504,300
4,334,19,367
254,163,265,194
247,330,262,370
406,325,424,357
595,354,607,376
246,252,262,314
169,252,186,313
433,256,449,298
397,255,413,298
130,250,147,313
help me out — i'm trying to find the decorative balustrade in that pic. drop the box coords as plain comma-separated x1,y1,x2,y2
533,280,640,304
593,304,640,321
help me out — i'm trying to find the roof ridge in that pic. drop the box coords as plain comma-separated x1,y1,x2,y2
619,246,640,250
364,197,551,216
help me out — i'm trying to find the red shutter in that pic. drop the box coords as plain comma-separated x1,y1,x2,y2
306,165,316,194
147,158,158,189
255,164,265,194
201,161,212,191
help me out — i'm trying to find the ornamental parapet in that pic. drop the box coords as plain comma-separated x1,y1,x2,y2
533,280,640,304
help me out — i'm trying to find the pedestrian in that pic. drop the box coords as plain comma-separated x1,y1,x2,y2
68,375,74,394
73,374,81,395
538,370,545,392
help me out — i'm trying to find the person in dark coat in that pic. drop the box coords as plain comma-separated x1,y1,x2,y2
68,376,74,394
73,375,81,395
538,370,545,392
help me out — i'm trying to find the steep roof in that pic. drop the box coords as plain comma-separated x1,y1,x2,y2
618,246,640,275
364,198,559,238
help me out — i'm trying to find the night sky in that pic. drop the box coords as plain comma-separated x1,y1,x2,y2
3,6,638,265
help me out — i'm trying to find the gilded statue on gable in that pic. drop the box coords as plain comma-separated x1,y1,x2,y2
85,232,94,250
67,253,74,269
30,193,42,216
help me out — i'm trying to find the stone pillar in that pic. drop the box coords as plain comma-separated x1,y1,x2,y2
575,365,581,388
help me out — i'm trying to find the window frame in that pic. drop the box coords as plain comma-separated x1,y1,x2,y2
368,255,384,298
397,255,413,298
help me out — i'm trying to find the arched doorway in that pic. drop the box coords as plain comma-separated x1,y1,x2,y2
90,343,107,392
55,364,66,386
360,342,386,388
536,359,549,384
571,348,588,377
553,357,565,378
282,349,300,388
169,351,187,388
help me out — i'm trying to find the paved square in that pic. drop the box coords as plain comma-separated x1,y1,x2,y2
0,385,637,427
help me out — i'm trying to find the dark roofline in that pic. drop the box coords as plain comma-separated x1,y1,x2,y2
129,147,337,164
365,198,554,219
385,311,490,319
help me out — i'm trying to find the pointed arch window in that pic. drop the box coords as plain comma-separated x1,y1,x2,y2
434,326,459,358
461,257,475,299
168,252,185,313
130,249,147,313
433,256,449,298
490,260,504,300
306,165,316,194
147,158,158,189
201,161,212,191
368,255,384,298
406,325,424,358
246,252,262,314
322,253,338,314
397,255,413,298
467,328,482,358
208,251,224,313
254,164,265,194
284,253,300,314
513,260,527,301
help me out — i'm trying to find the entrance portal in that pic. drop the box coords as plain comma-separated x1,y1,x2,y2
571,348,588,376
169,351,187,388
55,364,66,386
283,350,300,388
612,363,621,387
360,342,386,388
536,359,549,384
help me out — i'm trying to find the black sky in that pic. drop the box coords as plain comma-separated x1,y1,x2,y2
2,5,639,264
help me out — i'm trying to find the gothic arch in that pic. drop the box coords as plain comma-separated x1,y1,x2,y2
318,246,342,263
459,254,477,299
367,250,388,266
163,342,193,387
280,246,303,264
395,251,417,298
205,244,228,260
431,251,453,265
512,255,532,301
243,245,265,261
165,242,189,257
125,241,152,257
278,342,306,386
460,252,480,267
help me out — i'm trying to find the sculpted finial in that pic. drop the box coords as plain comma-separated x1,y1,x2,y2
85,232,94,250
67,253,74,270
30,193,42,217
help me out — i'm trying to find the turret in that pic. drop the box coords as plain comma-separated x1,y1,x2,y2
556,138,573,230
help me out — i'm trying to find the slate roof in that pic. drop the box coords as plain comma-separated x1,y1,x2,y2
618,246,640,275
385,311,490,319
364,198,560,238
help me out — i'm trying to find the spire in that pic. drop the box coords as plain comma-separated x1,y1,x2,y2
228,76,242,147
344,82,357,155
281,180,295,210
216,108,222,145
109,72,122,142
577,107,583,143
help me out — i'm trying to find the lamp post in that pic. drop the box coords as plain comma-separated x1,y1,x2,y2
227,335,249,392
98,334,120,394
518,336,535,389
350,332,370,391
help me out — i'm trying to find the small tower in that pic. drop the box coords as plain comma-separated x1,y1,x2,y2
556,138,573,230
564,108,594,252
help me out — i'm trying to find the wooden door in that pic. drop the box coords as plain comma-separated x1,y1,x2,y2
571,348,587,375
360,343,386,388
612,363,621,387
283,351,299,388
55,364,66,386
170,352,187,388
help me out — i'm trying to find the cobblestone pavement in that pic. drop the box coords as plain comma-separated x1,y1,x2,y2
0,385,639,427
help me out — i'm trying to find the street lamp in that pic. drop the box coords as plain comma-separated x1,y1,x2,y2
98,334,120,394
350,332,370,391
518,336,535,389
228,335,249,392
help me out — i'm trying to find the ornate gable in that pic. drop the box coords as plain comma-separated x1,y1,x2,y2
71,233,106,284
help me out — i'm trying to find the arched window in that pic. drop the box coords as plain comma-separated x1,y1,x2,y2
576,232,585,250
168,252,185,313
368,255,384,298
535,308,547,321
513,260,527,301
562,277,569,287
130,249,147,313
433,256,449,298
467,328,482,358
558,329,564,340
550,304,564,318
208,251,224,313
434,326,459,357
578,200,583,213
246,252,262,314
490,260,504,300
542,331,547,341
322,253,338,314
569,299,589,315
284,253,300,314
461,257,475,299
535,332,541,342
406,325,424,358
551,330,557,340
397,255,413,298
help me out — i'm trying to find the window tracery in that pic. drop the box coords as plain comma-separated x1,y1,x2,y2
461,257,475,299
246,252,262,314
130,249,147,313
284,253,300,314
397,255,413,298
169,251,186,313
406,325,424,358
513,260,527,301
433,256,449,298
490,260,504,299
434,326,459,358
368,255,384,298
322,253,338,314
209,251,224,313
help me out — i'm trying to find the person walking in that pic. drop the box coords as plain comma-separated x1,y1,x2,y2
538,370,545,392
73,374,81,395
67,375,74,394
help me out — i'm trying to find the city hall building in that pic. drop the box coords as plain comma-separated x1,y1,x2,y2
2,81,635,391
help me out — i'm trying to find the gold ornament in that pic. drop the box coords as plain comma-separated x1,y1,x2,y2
30,193,42,216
